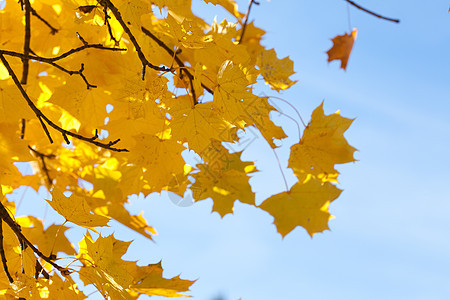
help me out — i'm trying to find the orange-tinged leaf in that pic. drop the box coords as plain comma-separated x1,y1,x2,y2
259,178,342,237
288,102,356,182
47,188,110,228
326,28,358,70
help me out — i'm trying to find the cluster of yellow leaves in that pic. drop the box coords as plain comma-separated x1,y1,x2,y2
0,0,355,297
260,103,356,237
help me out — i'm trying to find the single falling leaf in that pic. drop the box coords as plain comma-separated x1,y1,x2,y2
47,188,110,228
259,178,342,237
326,28,358,70
289,102,356,183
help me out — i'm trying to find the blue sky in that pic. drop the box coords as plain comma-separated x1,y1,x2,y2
9,0,450,299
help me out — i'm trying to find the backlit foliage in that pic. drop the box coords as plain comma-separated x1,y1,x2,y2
0,0,358,298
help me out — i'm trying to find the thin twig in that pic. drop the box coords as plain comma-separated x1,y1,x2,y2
30,6,58,34
344,0,400,23
141,27,202,103
35,260,50,279
20,118,26,139
238,0,260,44
272,148,289,192
268,96,307,128
0,54,128,152
21,0,31,84
103,6,119,44
141,26,215,101
28,146,55,187
99,0,169,79
1,36,125,88
0,220,14,283
0,202,67,273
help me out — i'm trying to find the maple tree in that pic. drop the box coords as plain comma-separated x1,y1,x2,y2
0,0,400,298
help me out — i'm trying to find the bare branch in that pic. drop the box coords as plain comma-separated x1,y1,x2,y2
0,202,67,273
238,0,260,44
141,26,215,102
0,34,126,89
99,0,170,79
21,0,31,84
345,0,400,23
30,6,58,34
0,53,129,152
0,220,14,283
28,146,55,187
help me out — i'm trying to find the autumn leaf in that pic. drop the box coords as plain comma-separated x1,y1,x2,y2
260,178,342,237
130,262,195,297
191,140,256,216
326,28,358,70
47,188,110,228
288,102,356,183
257,48,297,91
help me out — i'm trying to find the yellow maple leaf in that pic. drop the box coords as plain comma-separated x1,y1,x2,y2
17,216,76,256
203,0,244,19
192,169,255,217
0,81,35,123
130,262,195,297
213,60,253,123
78,235,134,288
240,96,287,148
259,178,342,237
49,79,112,130
288,102,356,182
168,95,233,153
257,48,297,91
191,141,256,216
47,188,109,228
326,28,358,70
36,275,85,299
128,134,186,192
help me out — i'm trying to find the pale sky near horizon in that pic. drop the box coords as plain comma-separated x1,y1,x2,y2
7,1,450,299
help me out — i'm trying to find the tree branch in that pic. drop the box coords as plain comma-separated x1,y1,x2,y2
238,0,260,44
30,6,58,34
345,0,400,23
0,220,14,283
0,54,129,152
28,146,55,187
0,202,67,274
99,0,170,79
141,26,214,101
103,6,119,44
0,33,126,89
21,0,31,84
